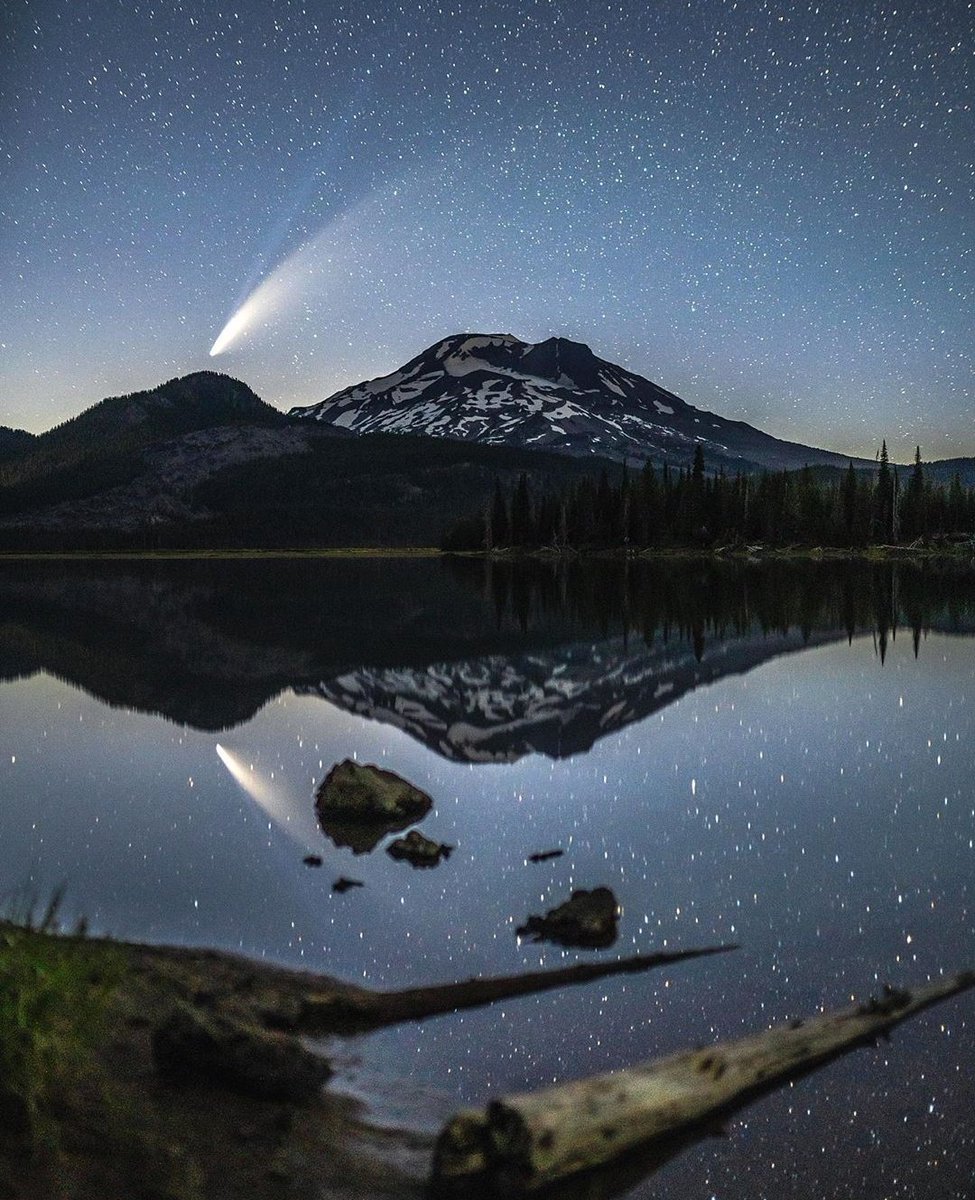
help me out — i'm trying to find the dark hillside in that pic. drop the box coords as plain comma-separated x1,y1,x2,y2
1,372,282,494
0,426,36,464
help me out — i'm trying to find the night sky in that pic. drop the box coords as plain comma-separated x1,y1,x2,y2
2,1,973,459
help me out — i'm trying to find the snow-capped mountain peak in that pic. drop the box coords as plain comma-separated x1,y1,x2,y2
289,333,861,472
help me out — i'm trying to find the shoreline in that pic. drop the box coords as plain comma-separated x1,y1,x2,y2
1,924,728,1199
0,924,428,1199
0,542,973,563
5,924,971,1199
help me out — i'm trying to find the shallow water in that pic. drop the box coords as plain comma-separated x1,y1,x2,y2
1,557,973,1198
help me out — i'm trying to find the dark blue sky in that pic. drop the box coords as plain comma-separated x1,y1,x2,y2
2,1,972,458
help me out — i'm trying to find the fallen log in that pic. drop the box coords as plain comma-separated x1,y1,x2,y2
432,969,975,1194
295,943,736,1034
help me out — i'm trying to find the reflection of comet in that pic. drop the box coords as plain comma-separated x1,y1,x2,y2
215,743,319,852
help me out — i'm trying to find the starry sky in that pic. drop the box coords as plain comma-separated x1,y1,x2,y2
2,0,973,459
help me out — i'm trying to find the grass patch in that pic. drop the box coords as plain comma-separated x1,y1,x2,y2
0,891,123,1152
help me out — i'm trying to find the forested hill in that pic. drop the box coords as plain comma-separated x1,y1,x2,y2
0,429,627,551
0,426,36,464
2,371,281,485
0,372,285,524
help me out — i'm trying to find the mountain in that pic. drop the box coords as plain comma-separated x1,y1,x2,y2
302,630,839,764
289,333,872,473
0,426,36,465
0,371,286,518
6,371,281,483
924,458,975,488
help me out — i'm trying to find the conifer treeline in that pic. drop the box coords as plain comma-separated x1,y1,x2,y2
443,444,975,551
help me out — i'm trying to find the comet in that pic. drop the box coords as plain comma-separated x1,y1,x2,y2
208,187,379,358
214,743,320,851
209,272,292,357
209,96,383,359
207,153,432,359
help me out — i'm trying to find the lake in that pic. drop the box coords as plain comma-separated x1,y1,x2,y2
1,555,973,1198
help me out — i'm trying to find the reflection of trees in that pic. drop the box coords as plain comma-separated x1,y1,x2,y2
444,557,975,661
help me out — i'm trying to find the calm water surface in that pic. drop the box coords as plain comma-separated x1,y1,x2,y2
1,558,973,1198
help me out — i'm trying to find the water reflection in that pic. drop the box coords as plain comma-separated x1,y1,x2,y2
2,558,973,758
2,556,974,1198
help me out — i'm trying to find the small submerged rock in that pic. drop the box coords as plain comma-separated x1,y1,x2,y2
517,887,619,949
527,848,564,863
302,854,323,867
331,877,364,894
386,829,453,868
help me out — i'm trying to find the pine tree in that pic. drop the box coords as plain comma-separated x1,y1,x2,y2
490,479,509,547
688,445,707,541
901,447,924,541
595,468,615,545
841,461,858,544
510,473,533,546
873,441,895,542
639,461,661,546
948,473,965,533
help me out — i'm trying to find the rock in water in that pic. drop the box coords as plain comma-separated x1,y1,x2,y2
331,877,365,894
517,887,619,949
386,829,453,868
315,759,433,823
317,816,405,854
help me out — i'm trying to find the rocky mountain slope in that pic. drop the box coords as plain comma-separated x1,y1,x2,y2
0,425,620,547
0,371,291,529
290,333,872,473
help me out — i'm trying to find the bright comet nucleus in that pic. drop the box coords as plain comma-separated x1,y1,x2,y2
208,270,292,356
208,268,291,356
209,307,252,357
207,219,340,357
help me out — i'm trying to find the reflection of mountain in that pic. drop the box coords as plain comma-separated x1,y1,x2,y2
302,629,836,763
2,557,974,757
0,557,561,731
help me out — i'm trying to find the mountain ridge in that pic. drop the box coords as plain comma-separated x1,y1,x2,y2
3,351,973,548
289,333,877,473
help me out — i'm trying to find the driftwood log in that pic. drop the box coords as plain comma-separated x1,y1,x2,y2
294,944,736,1033
125,934,735,1037
432,969,975,1194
